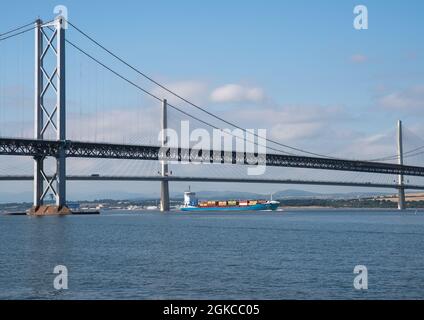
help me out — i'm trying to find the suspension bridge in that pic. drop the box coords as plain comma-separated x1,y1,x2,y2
1,15,423,214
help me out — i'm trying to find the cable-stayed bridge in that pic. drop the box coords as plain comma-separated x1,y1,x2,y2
1,16,424,214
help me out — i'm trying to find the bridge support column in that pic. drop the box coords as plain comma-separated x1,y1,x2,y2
397,120,406,210
398,188,406,211
33,19,44,209
160,180,170,212
33,157,44,207
160,99,170,212
30,16,69,216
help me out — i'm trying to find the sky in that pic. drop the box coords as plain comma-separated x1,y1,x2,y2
0,0,424,201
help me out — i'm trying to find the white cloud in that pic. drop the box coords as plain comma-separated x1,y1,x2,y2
232,104,348,125
66,107,160,144
350,54,368,64
269,122,322,141
378,85,424,110
216,104,352,148
338,133,398,161
151,80,208,105
210,84,265,103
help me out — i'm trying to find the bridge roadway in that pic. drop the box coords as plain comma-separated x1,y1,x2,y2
2,137,424,177
1,175,424,190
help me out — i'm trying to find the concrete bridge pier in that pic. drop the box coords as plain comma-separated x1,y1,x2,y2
397,120,406,210
160,99,170,212
398,187,406,211
160,179,170,212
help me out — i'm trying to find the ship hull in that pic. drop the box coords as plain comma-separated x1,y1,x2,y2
181,202,279,212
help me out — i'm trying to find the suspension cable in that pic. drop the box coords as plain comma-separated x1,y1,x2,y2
0,20,35,37
32,20,424,163
0,26,35,42
65,39,297,155
65,19,345,159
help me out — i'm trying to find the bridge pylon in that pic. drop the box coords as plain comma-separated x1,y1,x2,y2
397,120,406,210
29,17,69,216
160,99,170,212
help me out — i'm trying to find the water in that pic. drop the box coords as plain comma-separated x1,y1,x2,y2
0,209,423,300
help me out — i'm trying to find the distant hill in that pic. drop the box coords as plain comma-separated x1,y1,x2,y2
273,190,391,200
0,191,33,204
308,191,391,199
171,189,391,201
273,189,322,198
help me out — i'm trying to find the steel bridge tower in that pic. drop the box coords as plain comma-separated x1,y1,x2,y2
30,17,69,215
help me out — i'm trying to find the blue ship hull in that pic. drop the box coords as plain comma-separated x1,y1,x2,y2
181,202,279,212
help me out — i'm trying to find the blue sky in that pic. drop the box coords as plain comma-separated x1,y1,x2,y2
1,0,424,200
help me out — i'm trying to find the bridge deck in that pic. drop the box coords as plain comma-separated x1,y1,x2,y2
1,137,424,177
1,175,423,190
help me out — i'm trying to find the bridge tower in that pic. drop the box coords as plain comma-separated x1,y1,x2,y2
160,99,170,212
30,17,69,215
397,120,406,210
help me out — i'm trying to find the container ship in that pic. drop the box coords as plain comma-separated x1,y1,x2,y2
180,190,280,212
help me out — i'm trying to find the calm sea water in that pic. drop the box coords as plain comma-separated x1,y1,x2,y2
0,209,423,300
